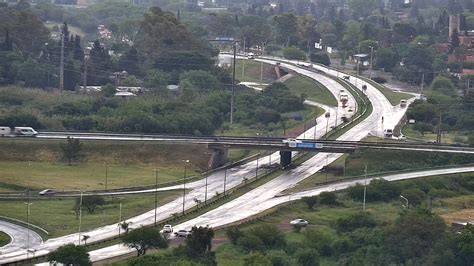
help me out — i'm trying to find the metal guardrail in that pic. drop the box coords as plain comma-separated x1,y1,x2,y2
0,216,49,236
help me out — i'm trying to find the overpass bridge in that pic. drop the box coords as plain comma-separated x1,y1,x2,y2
33,132,474,168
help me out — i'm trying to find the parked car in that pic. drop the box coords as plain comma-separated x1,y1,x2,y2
398,134,407,141
290,219,309,226
39,189,55,196
174,229,192,238
161,224,173,233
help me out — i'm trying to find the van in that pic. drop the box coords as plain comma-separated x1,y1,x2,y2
0,126,11,137
400,100,407,107
247,52,255,59
14,127,38,137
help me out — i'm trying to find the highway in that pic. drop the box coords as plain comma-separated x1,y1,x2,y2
0,221,42,254
0,57,471,264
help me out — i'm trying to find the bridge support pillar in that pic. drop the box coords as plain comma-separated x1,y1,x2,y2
208,149,229,169
280,151,292,168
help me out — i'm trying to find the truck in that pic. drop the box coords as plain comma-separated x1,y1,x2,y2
340,93,349,107
0,126,38,137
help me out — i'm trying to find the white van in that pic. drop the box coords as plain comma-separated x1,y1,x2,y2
14,127,38,137
247,52,255,59
0,126,11,137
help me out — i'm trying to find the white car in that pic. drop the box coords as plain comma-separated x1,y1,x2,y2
283,138,302,148
39,189,55,196
174,229,192,237
398,134,407,141
161,224,173,233
290,219,309,226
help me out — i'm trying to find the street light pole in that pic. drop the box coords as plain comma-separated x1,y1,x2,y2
369,46,374,79
230,43,237,124
154,169,158,225
223,169,227,196
363,164,367,211
118,196,124,236
313,118,317,140
105,162,108,191
182,160,189,215
204,152,211,205
78,190,83,245
24,202,33,255
324,112,331,139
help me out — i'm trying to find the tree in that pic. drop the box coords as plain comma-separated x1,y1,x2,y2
375,47,398,71
47,244,91,266
101,84,117,97
226,227,242,245
88,40,112,85
60,137,82,166
294,248,320,266
310,52,330,66
184,226,214,257
179,70,221,91
302,196,318,209
431,75,456,96
121,227,169,257
385,209,446,263
144,69,170,90
272,13,299,46
76,195,105,214
318,191,338,205
282,46,307,60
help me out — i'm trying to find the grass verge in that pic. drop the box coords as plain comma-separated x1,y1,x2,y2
0,191,181,238
0,231,11,247
360,77,413,106
235,59,277,83
284,75,338,107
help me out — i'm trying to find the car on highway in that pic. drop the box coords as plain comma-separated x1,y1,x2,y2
398,134,407,141
283,138,302,148
161,224,173,234
174,229,192,238
39,189,55,196
290,219,309,226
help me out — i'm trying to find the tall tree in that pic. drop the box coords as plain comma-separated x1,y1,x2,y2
60,137,82,166
47,244,91,266
121,227,169,257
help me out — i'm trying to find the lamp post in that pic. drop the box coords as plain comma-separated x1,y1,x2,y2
313,118,318,140
24,202,33,255
204,152,212,205
400,195,409,209
117,196,125,236
324,112,331,139
223,169,227,196
105,162,108,191
77,190,83,245
363,164,367,211
182,160,189,215
154,168,158,225
255,133,260,179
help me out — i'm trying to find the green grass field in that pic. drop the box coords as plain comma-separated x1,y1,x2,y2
0,231,10,247
362,78,413,106
235,59,277,83
403,125,470,144
0,139,208,191
0,191,181,237
215,183,474,265
284,75,338,107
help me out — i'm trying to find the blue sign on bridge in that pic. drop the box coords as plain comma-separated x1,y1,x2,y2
296,142,323,149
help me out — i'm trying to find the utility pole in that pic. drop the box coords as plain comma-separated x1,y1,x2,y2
83,49,90,90
59,33,65,91
363,164,367,211
437,105,442,144
369,46,374,79
420,73,425,98
154,169,158,225
230,43,237,124
242,37,246,77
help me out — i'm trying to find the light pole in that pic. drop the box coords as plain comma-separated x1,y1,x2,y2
24,202,33,256
313,118,317,140
117,196,125,236
324,112,331,139
325,154,329,183
363,164,367,211
182,160,189,215
334,95,339,128
105,162,108,191
400,195,409,209
223,169,227,196
255,133,260,179
369,46,374,79
154,168,158,225
77,190,83,245
204,152,211,205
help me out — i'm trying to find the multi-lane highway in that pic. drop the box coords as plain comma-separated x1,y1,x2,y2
0,57,472,264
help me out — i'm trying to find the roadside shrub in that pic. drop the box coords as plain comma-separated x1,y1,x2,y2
283,46,306,61
294,248,320,266
247,224,286,250
238,235,264,252
347,179,402,202
401,188,426,207
303,229,334,256
371,77,387,84
335,212,377,232
243,252,272,266
318,192,339,206
302,196,318,210
310,52,331,66
226,227,242,245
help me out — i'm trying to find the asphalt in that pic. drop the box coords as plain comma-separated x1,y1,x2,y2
0,57,470,264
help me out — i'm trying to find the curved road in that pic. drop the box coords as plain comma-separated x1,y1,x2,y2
0,57,470,264
0,221,42,254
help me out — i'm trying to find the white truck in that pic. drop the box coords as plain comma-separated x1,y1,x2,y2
0,126,38,137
